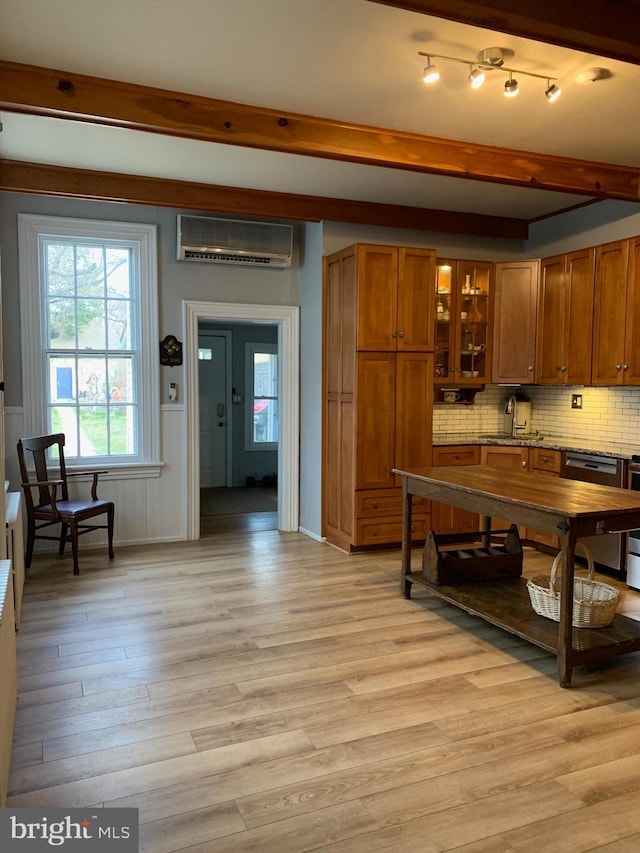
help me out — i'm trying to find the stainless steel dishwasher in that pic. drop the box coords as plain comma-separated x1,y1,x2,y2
560,451,626,578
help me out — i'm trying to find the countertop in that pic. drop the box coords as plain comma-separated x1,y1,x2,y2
432,433,639,460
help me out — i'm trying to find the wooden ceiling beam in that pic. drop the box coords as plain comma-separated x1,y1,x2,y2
1,61,639,201
0,160,529,239
369,1,640,66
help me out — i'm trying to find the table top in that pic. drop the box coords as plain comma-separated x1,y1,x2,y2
393,465,640,523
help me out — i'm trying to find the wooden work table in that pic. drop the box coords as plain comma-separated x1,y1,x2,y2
394,465,640,687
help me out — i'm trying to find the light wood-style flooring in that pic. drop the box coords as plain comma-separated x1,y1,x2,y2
9,532,640,852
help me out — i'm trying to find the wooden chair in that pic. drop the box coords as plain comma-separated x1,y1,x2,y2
17,433,115,576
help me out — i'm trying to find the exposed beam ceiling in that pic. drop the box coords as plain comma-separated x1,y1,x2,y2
2,61,639,202
369,1,640,66
0,159,529,239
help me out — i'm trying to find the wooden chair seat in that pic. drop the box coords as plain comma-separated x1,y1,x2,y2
17,433,115,576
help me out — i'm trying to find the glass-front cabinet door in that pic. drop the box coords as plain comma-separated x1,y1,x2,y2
435,260,492,386
457,261,491,384
435,262,454,382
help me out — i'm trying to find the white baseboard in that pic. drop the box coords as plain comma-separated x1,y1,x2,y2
298,526,324,543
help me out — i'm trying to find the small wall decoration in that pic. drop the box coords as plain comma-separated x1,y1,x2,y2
160,334,183,366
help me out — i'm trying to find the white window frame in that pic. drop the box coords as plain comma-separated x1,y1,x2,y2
18,214,161,475
245,342,278,451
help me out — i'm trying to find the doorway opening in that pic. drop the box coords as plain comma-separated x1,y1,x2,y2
183,301,299,540
197,323,279,535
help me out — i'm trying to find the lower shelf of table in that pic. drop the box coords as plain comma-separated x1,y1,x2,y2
406,572,640,664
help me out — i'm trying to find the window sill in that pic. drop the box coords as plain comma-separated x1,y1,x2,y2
65,462,165,480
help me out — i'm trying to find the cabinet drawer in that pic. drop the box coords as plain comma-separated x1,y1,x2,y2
432,445,480,466
531,448,561,473
356,489,427,517
356,514,429,546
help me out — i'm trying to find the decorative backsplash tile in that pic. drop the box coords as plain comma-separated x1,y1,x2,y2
433,384,640,445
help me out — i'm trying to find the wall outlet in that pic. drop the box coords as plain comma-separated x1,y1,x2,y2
571,393,583,409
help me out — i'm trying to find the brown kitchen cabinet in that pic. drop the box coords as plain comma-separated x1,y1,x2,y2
536,248,595,385
492,260,539,384
323,243,435,551
435,259,492,386
352,244,435,352
431,445,480,535
480,444,529,532
592,237,640,385
527,448,561,550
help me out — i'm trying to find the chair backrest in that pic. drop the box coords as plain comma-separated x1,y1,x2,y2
17,433,70,510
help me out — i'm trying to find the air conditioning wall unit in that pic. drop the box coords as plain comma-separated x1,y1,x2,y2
177,214,293,268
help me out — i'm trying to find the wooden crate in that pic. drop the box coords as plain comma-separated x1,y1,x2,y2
422,524,523,585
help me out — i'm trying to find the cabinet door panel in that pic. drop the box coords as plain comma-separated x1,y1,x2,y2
625,237,640,384
565,247,595,385
356,353,396,490
397,248,435,351
592,240,628,385
536,255,566,384
394,353,433,485
356,245,398,351
480,445,529,531
493,261,539,384
431,445,480,535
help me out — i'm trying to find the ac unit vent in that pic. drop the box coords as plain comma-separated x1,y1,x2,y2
177,215,293,268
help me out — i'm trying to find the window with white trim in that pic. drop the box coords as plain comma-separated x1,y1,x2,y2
18,215,160,468
245,343,278,451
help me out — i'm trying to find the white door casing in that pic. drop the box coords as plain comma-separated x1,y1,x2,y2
183,301,299,539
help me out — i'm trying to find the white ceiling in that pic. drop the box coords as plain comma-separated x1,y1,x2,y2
2,0,640,222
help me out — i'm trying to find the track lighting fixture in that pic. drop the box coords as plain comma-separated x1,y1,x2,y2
468,66,485,89
422,57,440,84
504,73,519,98
545,80,561,102
418,49,561,103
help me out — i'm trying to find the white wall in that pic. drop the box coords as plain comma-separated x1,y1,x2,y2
299,222,323,540
0,192,301,548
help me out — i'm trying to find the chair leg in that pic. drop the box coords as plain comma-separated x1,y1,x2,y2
58,522,68,557
107,504,115,560
25,519,36,569
70,520,80,576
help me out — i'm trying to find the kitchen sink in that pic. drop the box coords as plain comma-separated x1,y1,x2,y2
480,433,545,442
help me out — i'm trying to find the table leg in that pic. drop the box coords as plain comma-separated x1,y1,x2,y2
400,483,413,599
482,514,492,548
557,532,576,688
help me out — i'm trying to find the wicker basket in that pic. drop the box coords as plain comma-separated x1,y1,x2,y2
526,543,620,628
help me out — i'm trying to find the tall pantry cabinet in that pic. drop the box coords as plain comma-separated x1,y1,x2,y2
323,244,435,552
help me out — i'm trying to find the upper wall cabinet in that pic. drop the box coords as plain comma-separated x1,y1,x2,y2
492,260,539,384
354,245,435,352
536,248,595,385
435,260,493,386
592,238,640,385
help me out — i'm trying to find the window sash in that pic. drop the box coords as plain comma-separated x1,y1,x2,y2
18,215,159,467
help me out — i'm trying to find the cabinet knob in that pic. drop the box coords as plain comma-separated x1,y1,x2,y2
398,331,405,338
616,364,622,371
391,331,398,338
528,366,534,372
556,365,562,372
454,454,460,459
372,501,378,509
521,460,527,468
561,365,567,372
624,364,629,371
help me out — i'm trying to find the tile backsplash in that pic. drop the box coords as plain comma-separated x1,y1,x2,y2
434,384,640,446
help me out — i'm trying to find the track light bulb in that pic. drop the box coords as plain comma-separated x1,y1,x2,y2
504,74,519,97
545,81,561,102
423,58,440,84
468,66,485,89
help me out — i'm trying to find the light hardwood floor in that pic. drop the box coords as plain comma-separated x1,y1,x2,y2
9,532,640,852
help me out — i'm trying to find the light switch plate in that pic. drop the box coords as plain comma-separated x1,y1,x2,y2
571,393,583,409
